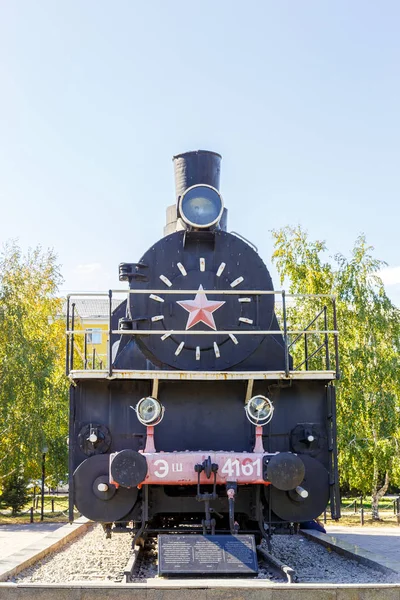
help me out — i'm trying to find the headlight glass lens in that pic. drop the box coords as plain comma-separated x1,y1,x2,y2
136,397,164,426
245,395,274,426
180,185,223,228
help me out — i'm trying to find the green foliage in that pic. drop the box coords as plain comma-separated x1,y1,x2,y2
0,473,31,515
272,226,400,501
0,241,69,485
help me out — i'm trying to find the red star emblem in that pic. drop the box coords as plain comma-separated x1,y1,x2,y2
177,285,225,330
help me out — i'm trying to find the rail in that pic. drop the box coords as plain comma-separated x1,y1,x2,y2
65,288,340,380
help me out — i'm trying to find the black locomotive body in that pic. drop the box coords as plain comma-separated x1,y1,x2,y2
67,151,340,540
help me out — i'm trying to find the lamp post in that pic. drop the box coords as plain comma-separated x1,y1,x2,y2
40,446,48,521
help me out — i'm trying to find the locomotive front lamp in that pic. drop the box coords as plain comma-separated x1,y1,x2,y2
179,184,224,229
245,395,274,426
136,396,164,426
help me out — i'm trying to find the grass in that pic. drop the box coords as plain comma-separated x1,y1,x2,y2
0,514,68,525
321,495,400,527
341,498,397,511
322,512,400,528
31,495,69,512
0,494,74,525
321,497,400,528
1,495,399,528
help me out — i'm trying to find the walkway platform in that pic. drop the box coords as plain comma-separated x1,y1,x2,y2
0,523,399,598
0,580,399,599
0,519,90,581
309,524,400,574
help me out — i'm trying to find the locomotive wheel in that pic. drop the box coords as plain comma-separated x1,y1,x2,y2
265,455,329,523
74,455,138,522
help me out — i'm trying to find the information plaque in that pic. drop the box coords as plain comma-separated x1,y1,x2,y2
158,534,258,575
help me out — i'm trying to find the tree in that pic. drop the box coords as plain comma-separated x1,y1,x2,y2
272,226,400,519
0,242,69,487
0,473,30,515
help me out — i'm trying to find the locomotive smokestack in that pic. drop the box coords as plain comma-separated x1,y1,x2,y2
173,150,222,201
164,150,227,236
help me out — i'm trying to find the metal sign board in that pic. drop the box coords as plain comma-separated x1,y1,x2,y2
158,534,258,575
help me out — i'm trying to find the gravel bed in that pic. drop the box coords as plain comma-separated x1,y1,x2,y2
259,535,400,583
12,526,400,584
12,524,133,583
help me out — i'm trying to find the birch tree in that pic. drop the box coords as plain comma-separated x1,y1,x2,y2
0,242,69,487
272,226,400,519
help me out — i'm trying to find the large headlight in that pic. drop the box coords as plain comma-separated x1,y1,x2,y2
245,395,274,426
179,184,224,229
136,397,164,426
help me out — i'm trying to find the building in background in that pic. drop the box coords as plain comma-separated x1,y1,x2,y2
65,298,123,369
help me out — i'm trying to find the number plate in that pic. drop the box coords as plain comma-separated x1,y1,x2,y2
139,451,269,485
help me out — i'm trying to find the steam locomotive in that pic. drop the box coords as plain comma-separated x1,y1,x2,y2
67,150,340,544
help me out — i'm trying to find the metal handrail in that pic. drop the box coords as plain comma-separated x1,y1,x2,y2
67,290,336,298
66,329,339,336
66,288,339,377
294,342,326,371
288,306,326,349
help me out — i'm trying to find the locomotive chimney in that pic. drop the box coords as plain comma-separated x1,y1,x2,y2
173,150,221,200
164,150,227,236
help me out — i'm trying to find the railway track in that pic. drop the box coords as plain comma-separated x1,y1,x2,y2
122,528,400,585
123,544,142,583
123,536,297,584
256,544,296,583
2,523,400,598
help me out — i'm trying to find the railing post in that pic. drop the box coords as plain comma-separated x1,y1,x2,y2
324,305,331,370
360,507,364,526
354,500,357,514
282,290,289,377
70,303,75,372
332,297,340,378
84,332,88,370
30,506,34,523
108,289,113,377
304,333,309,370
68,386,76,524
65,296,70,376
92,348,96,370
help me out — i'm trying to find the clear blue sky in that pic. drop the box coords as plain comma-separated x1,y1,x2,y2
1,1,399,302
